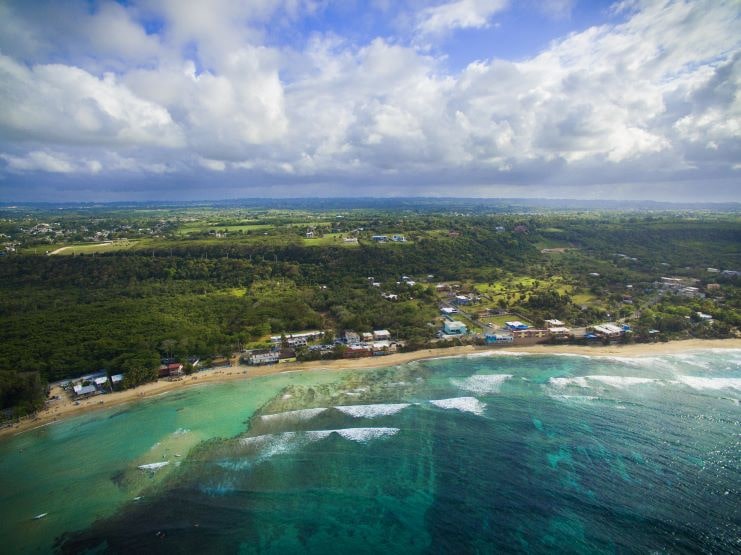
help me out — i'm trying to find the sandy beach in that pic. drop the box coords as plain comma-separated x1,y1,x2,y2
3,338,740,440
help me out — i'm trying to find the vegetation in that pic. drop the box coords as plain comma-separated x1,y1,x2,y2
0,202,738,417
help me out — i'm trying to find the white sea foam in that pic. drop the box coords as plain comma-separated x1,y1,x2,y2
549,394,600,403
138,461,169,471
586,375,657,388
331,427,399,442
334,404,410,418
549,377,589,388
259,407,327,422
430,397,486,416
451,374,513,394
238,427,400,460
674,376,741,391
172,427,190,436
465,350,531,359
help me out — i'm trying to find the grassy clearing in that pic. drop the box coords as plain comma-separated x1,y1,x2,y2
303,233,361,247
51,240,138,255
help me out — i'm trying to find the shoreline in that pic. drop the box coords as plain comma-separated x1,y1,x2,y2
3,338,740,440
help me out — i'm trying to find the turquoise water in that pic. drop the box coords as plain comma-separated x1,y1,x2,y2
2,350,740,553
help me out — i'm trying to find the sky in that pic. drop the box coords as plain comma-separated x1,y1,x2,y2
0,0,739,202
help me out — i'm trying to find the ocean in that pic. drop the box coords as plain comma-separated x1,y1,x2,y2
1,350,739,554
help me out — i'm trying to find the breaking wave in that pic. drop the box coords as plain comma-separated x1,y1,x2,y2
334,404,410,418
430,397,486,416
674,376,741,391
451,374,513,394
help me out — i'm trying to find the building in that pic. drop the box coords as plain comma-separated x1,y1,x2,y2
512,328,548,339
361,332,374,342
270,331,323,347
706,283,720,291
344,331,360,344
591,323,624,338
371,235,388,242
373,329,391,340
158,363,183,378
441,307,458,315
547,326,572,338
485,333,513,344
453,295,471,305
249,350,280,365
696,312,713,320
344,344,373,358
505,321,529,330
443,320,468,335
544,319,564,327
73,384,97,397
391,235,406,242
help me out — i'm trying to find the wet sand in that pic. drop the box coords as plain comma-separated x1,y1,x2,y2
3,338,740,439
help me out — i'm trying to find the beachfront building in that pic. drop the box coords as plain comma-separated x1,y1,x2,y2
505,321,529,331
73,384,97,398
443,320,468,335
485,333,513,344
344,331,360,345
361,332,374,342
248,350,280,365
270,331,323,348
591,323,624,339
547,326,572,339
373,329,391,340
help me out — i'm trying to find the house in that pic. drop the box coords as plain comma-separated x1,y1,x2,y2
111,374,124,388
707,268,720,273
371,282,381,287
270,331,323,347
249,350,279,365
443,320,467,335
343,237,358,244
696,312,713,320
706,283,720,291
382,293,399,300
159,363,183,378
435,283,451,292
361,332,374,342
391,235,406,242
505,321,529,330
305,230,314,238
73,384,97,397
544,319,564,327
548,326,572,338
344,331,360,345
441,307,458,315
373,329,391,340
453,295,470,305
371,235,388,242
93,376,110,390
678,286,704,298
344,344,373,358
485,333,513,344
372,341,391,355
279,349,297,363
495,226,505,232
512,328,548,339
591,323,624,338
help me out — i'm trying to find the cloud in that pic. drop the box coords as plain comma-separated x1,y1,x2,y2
0,54,184,148
0,0,739,200
415,0,509,36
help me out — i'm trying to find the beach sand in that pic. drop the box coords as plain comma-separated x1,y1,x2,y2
3,338,740,439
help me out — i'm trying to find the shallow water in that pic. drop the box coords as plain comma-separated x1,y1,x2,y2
2,351,740,553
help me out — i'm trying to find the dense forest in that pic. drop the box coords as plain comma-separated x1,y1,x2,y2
0,206,738,417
